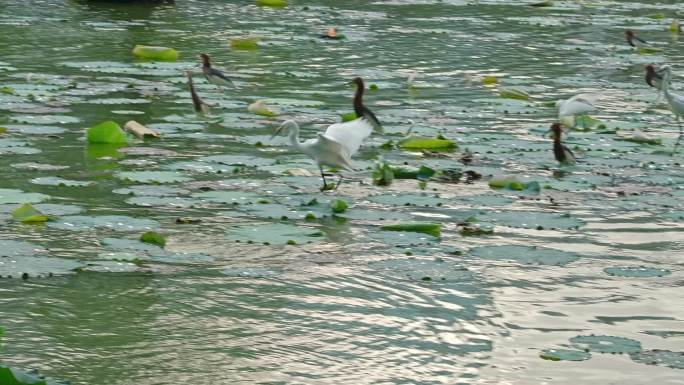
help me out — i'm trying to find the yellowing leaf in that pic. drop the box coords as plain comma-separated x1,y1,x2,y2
12,203,49,223
499,88,530,100
230,37,260,50
132,45,179,61
399,136,456,150
381,222,441,237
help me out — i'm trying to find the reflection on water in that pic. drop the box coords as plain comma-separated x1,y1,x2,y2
0,0,683,384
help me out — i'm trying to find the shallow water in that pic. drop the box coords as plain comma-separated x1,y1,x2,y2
1,0,683,384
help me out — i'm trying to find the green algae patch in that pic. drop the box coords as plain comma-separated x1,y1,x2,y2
256,0,287,6
132,45,178,61
140,231,166,248
12,203,48,223
87,121,128,144
399,136,456,150
381,222,441,237
499,88,530,101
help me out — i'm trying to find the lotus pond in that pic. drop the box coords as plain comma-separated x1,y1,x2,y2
1,0,684,384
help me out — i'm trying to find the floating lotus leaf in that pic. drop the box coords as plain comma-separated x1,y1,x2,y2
200,154,273,167
335,208,411,222
48,215,159,232
30,177,94,187
0,188,46,206
11,115,80,125
570,335,642,354
192,190,263,205
0,255,82,278
126,196,199,208
368,193,443,207
11,162,69,171
81,260,141,273
116,171,191,184
478,211,584,230
540,349,591,361
369,257,470,282
113,185,190,197
604,266,671,278
368,230,439,246
470,245,580,266
227,223,324,245
132,45,178,61
630,349,684,369
0,240,47,257
3,124,66,135
102,237,163,253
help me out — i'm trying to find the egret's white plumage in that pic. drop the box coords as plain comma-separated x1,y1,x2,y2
661,66,684,149
272,118,374,189
556,93,598,127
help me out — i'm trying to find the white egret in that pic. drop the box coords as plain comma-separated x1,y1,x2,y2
556,93,597,127
549,123,576,165
199,54,234,88
271,118,374,190
661,66,684,150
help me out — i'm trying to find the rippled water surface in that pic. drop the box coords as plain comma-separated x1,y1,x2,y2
1,0,684,384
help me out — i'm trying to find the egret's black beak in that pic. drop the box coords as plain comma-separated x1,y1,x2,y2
270,123,286,140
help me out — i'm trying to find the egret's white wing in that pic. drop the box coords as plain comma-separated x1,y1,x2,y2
323,118,374,156
558,94,597,117
666,90,684,116
316,134,354,170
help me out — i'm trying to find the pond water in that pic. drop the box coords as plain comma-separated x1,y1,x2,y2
1,0,683,384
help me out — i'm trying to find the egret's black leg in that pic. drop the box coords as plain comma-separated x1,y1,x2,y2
675,117,683,154
334,174,344,190
319,166,329,190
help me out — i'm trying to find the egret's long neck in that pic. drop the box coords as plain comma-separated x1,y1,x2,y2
353,82,364,117
288,125,302,149
663,72,673,100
